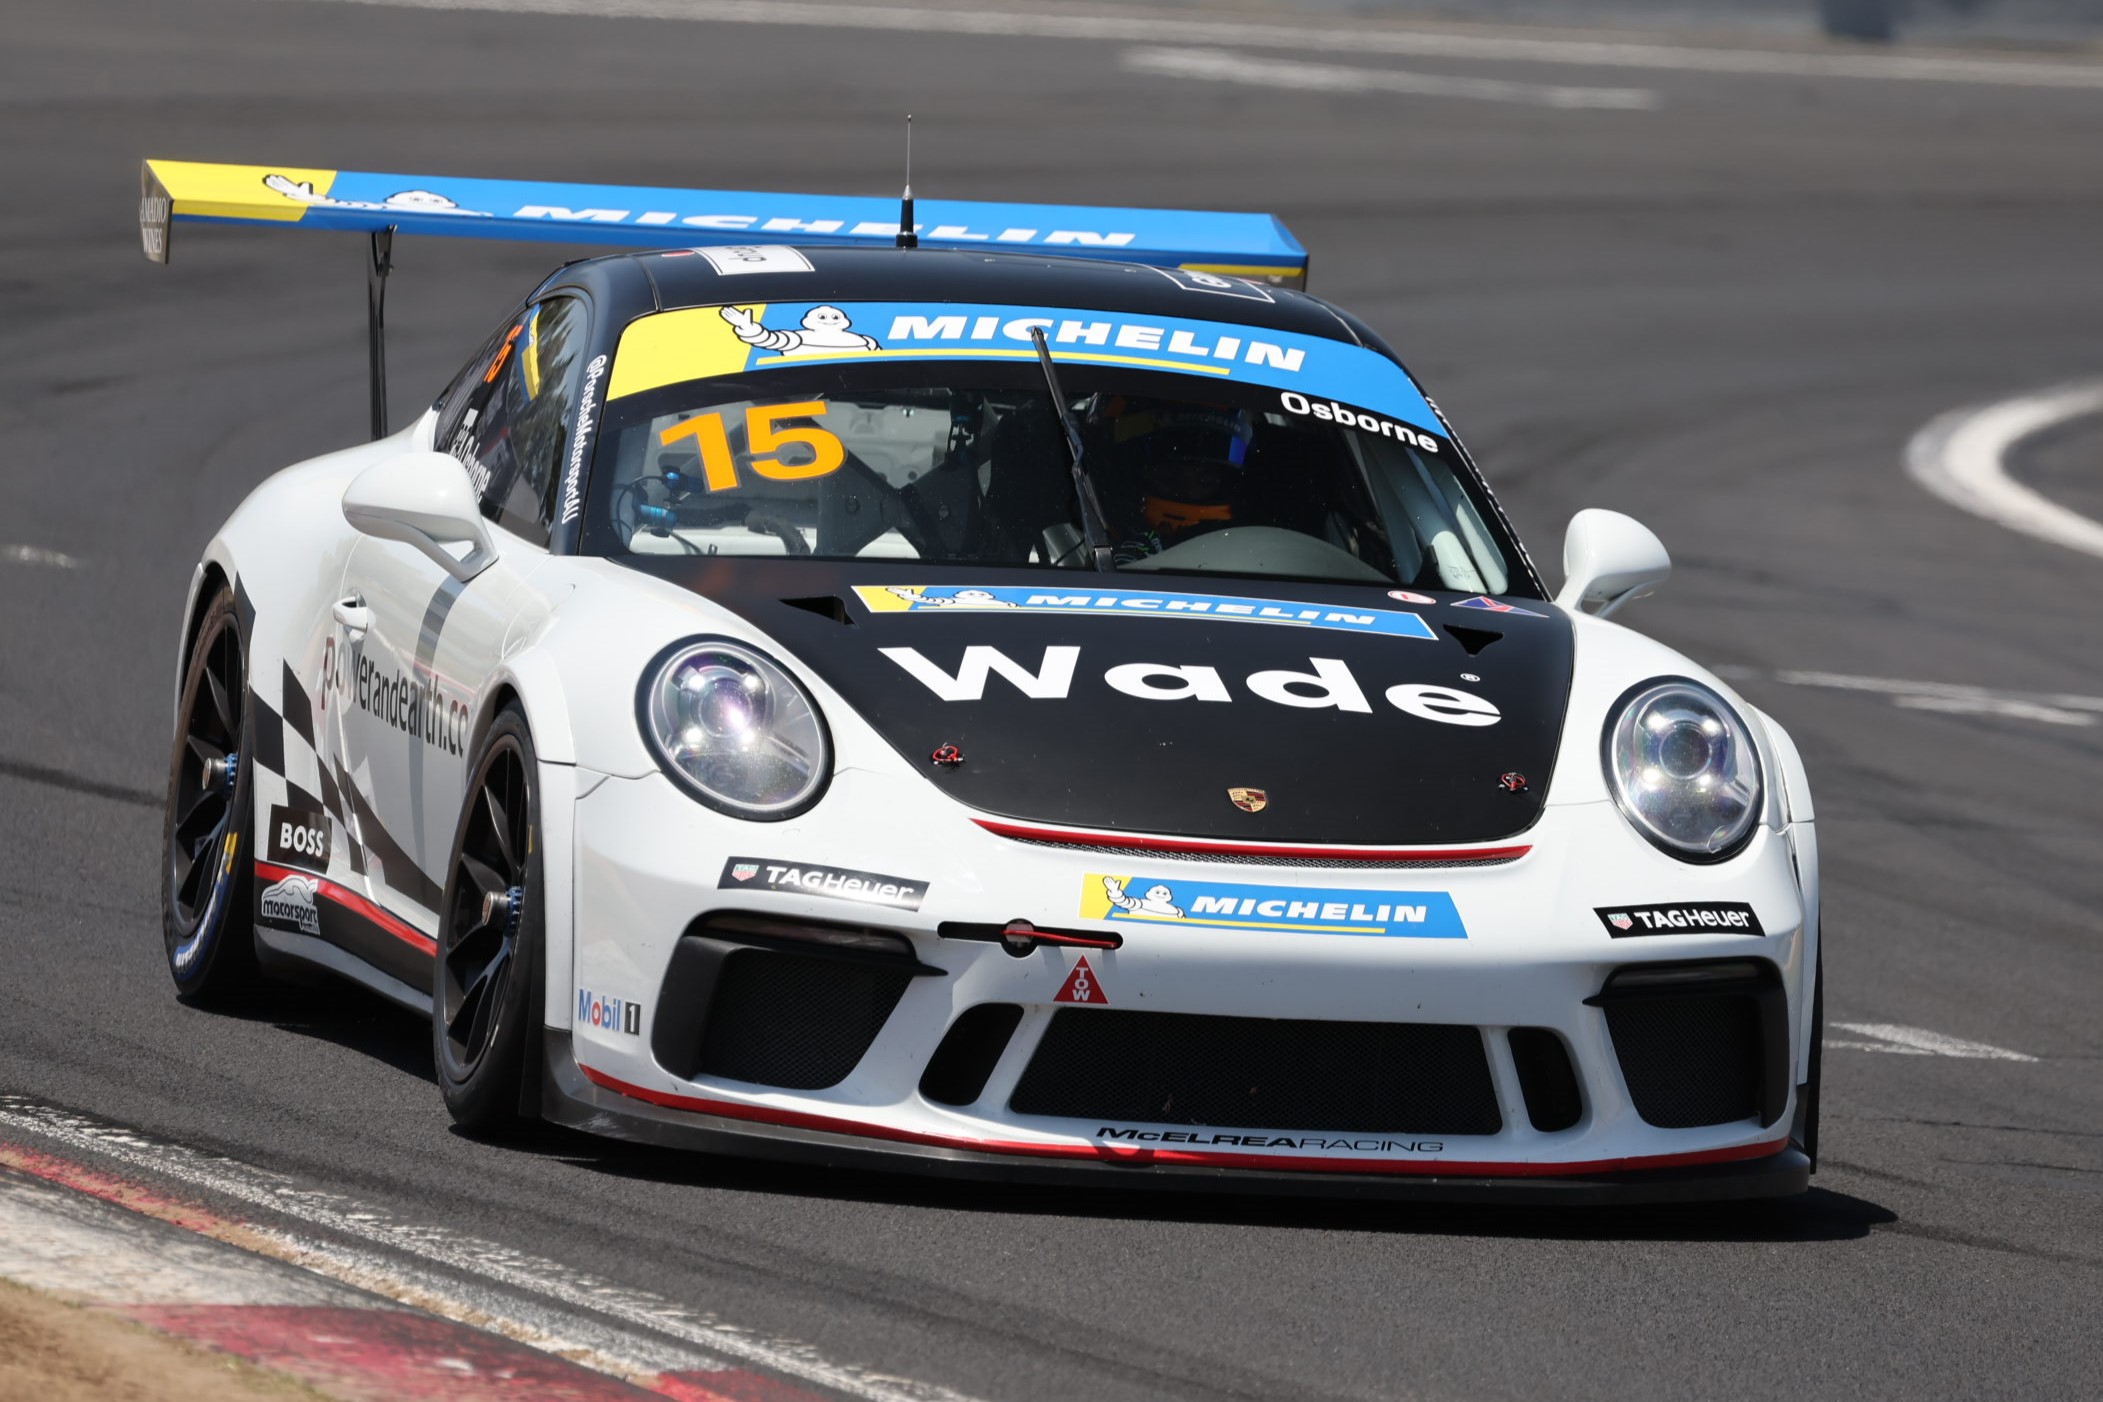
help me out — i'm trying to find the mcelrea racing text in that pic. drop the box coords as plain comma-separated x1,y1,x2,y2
1098,1128,1444,1153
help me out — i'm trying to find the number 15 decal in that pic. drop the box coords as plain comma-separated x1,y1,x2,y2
658,401,844,491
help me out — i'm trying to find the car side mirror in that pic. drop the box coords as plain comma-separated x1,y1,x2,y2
342,451,497,583
1556,508,1670,619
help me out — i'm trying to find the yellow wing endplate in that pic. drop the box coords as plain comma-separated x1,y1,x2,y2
141,160,341,262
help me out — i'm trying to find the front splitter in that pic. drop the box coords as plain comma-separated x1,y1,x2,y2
542,1034,1808,1205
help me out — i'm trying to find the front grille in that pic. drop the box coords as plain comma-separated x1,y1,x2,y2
1606,996,1762,1128
694,947,910,1091
999,836,1521,869
1010,1010,1501,1135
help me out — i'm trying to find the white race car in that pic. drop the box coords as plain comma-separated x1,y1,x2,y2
150,161,1819,1201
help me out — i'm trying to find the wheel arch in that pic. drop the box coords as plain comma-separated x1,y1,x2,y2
473,648,582,1038
172,546,241,728
475,649,576,766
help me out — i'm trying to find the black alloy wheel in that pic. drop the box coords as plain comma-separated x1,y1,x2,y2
436,704,544,1130
162,585,259,1000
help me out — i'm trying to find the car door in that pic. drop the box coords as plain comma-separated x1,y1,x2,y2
332,294,590,965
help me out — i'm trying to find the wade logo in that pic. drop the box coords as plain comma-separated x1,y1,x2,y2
878,645,1502,727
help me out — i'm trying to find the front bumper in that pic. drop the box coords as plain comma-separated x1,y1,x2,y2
560,769,1814,1200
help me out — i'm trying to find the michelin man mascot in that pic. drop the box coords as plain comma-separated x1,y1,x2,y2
720,304,880,356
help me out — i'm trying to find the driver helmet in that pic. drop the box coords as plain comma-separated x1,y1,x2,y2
1090,396,1255,541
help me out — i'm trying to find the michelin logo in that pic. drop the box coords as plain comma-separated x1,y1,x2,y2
258,874,321,936
885,311,1304,373
1085,875,1466,939
720,304,880,356
855,585,1436,642
264,173,491,217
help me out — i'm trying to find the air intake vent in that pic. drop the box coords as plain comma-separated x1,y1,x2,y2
1011,1010,1501,1135
1605,997,1761,1128
695,948,910,1090
1592,959,1787,1129
1507,1027,1582,1132
920,1004,1024,1107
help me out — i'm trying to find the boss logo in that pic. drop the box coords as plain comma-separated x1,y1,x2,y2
267,804,331,870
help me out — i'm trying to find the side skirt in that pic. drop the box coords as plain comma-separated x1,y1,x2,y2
253,860,436,1013
255,926,434,1017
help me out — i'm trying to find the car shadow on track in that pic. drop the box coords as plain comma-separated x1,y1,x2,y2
201,977,438,1087
551,1139,1895,1244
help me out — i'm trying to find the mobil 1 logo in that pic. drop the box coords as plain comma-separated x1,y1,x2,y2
1595,902,1764,938
267,804,330,871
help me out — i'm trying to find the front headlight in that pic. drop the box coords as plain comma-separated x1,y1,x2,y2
1603,678,1762,861
638,639,830,819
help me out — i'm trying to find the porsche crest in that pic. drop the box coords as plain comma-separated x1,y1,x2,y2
1227,787,1268,813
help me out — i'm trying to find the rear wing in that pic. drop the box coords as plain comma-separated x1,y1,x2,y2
139,159,1306,281
141,159,1306,441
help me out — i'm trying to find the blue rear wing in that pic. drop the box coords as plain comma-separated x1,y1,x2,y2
138,160,1308,285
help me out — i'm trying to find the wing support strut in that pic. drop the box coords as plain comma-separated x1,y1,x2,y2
366,226,394,441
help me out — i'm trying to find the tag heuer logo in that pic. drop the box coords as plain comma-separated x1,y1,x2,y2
1607,913,1634,930
1227,787,1268,813
730,863,758,881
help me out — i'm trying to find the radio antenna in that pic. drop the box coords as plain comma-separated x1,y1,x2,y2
896,114,918,249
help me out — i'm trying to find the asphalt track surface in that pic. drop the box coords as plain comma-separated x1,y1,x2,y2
4,2,2102,1397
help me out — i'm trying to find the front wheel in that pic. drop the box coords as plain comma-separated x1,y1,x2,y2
162,585,259,1002
435,704,545,1131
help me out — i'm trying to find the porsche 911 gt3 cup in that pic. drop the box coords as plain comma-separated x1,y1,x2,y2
148,160,1820,1202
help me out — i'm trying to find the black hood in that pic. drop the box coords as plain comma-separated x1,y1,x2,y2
623,560,1572,846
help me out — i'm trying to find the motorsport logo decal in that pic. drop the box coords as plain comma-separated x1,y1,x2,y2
266,803,330,870
854,584,1438,642
719,858,927,912
1596,903,1765,938
1082,875,1466,939
1453,596,1548,618
257,874,320,936
577,988,642,1036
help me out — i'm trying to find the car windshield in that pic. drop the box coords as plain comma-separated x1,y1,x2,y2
580,362,1525,594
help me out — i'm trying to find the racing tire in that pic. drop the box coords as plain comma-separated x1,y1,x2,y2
434,704,545,1132
162,585,261,1003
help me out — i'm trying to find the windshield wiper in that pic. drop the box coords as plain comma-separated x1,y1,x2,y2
1027,325,1113,570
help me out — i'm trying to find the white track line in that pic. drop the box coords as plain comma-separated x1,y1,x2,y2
1907,379,2103,561
1122,46,1657,110
1830,1023,2036,1062
1758,669,2103,727
3,544,79,569
0,1097,983,1402
277,0,2103,91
